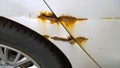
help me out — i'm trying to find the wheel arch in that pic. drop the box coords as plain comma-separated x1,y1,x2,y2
0,16,72,68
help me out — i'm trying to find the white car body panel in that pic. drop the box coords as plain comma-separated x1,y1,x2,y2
46,0,120,68
1,0,120,68
0,0,99,68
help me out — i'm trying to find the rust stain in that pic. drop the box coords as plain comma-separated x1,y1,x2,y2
101,17,120,20
59,15,87,34
38,11,87,35
59,15,87,26
100,48,103,50
70,37,88,46
50,36,88,46
51,36,71,41
43,35,50,39
115,17,120,19
101,17,113,19
38,11,87,25
38,11,88,46
38,11,58,24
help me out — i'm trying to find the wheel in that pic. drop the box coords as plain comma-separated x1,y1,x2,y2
0,17,72,68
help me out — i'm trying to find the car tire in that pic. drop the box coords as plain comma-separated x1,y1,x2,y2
0,17,72,68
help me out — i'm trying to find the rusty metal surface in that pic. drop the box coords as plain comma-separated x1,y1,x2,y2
45,0,120,68
0,0,100,68
38,11,88,46
43,35,88,46
1,0,120,68
38,11,87,24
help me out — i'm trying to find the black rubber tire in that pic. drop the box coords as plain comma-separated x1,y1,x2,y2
0,17,72,68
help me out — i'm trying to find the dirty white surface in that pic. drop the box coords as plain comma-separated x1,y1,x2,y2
0,0,100,68
46,0,120,68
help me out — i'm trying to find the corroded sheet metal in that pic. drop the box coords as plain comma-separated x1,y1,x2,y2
45,0,120,68
0,0,100,68
38,11,88,46
38,11,87,24
37,10,100,67
43,35,88,46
